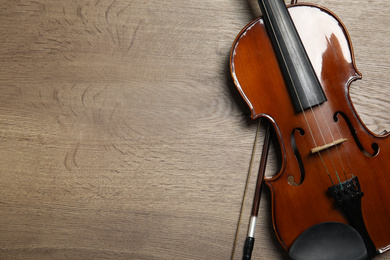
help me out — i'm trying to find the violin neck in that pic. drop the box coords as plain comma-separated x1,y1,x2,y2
257,0,327,112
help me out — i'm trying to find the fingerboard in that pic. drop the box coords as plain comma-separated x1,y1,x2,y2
257,0,327,112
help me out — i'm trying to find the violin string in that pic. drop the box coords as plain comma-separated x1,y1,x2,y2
274,0,351,184
263,0,352,185
282,2,349,184
294,85,346,185
278,8,349,183
260,0,335,184
315,106,348,180
269,7,346,186
300,102,342,183
231,119,262,260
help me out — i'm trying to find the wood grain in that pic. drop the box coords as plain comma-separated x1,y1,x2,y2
0,0,388,259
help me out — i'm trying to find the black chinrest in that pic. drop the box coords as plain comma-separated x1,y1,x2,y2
289,222,368,260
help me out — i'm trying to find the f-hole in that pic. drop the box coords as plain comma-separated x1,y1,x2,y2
334,112,379,157
288,128,305,186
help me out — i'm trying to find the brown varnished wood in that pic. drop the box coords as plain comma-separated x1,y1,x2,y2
231,3,390,253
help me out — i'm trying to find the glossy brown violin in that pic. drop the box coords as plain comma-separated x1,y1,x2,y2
230,0,390,259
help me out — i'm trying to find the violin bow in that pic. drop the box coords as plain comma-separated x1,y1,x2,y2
231,120,272,260
243,123,271,259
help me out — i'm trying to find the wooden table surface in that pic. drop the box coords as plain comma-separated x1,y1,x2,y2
0,0,389,259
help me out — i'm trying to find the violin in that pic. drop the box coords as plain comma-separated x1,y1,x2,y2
230,0,390,259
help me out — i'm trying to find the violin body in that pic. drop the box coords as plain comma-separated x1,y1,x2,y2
231,3,390,255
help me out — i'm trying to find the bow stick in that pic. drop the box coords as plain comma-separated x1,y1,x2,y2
243,123,272,259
